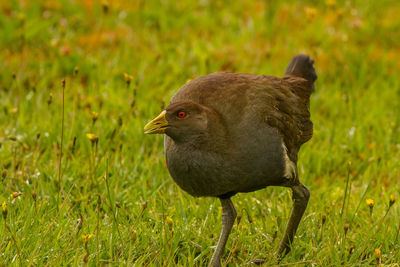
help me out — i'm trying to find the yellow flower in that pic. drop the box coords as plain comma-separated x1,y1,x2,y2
366,198,374,216
82,234,94,246
374,248,381,259
124,73,133,85
325,0,336,8
389,194,395,207
10,192,22,199
166,216,173,226
305,7,317,20
343,223,349,234
86,133,98,145
102,0,109,13
366,198,374,208
91,112,99,124
2,203,7,219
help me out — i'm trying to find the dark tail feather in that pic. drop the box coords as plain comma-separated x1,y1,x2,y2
285,54,317,92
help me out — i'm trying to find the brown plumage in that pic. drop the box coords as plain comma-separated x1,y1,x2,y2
144,54,317,266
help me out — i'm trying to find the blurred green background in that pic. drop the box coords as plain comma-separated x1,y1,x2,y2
1,0,399,265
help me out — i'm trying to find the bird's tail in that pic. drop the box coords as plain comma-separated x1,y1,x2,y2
284,54,317,92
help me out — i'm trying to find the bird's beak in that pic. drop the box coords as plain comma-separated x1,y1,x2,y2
144,110,169,134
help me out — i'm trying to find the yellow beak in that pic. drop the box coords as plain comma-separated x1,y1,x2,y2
144,110,169,134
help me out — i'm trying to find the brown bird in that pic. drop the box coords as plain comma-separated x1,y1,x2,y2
144,54,317,266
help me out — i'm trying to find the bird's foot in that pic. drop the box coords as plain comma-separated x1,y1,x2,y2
249,258,267,265
250,252,284,265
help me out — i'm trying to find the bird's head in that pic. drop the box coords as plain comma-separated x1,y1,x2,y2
144,101,217,143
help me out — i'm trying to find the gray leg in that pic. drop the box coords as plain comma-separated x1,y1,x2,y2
209,198,237,267
278,183,310,256
251,183,310,265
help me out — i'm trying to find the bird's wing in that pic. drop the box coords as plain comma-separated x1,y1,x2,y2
171,72,313,162
256,76,313,162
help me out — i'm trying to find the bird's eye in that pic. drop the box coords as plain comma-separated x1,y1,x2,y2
177,111,186,118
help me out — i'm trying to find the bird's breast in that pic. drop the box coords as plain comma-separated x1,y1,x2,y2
165,136,230,196
163,123,290,197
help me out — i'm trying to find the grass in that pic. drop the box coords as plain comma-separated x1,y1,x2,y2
1,0,400,265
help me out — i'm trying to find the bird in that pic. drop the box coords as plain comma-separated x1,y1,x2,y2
144,54,317,266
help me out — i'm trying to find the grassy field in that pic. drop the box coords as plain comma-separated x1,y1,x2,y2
1,0,400,266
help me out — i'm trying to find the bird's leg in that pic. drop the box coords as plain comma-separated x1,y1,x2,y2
209,197,237,267
251,183,310,265
278,183,310,256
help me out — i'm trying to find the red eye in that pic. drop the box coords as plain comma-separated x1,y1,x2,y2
177,111,186,118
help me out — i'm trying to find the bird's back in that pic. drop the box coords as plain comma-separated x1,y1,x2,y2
171,71,314,160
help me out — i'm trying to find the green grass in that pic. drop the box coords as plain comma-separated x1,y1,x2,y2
1,0,400,265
